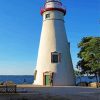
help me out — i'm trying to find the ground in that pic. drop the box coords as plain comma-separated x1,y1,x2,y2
0,85,100,100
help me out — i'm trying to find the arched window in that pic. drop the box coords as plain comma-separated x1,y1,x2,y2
34,70,37,80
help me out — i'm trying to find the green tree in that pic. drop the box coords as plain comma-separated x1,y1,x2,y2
77,37,100,87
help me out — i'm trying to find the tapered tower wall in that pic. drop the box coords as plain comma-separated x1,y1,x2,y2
34,0,75,86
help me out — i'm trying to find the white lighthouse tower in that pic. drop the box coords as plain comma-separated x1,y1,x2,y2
34,0,75,86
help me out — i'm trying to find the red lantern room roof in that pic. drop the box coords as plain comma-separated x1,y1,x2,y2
40,0,66,15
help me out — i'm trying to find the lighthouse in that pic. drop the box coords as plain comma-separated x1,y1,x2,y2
34,0,75,86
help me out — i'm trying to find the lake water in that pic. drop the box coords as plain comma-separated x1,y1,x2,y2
0,75,98,84
0,75,34,84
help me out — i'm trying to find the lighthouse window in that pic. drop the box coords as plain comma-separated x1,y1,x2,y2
45,14,50,19
51,52,61,63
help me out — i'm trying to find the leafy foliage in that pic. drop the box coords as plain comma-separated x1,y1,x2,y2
77,37,100,73
77,37,100,87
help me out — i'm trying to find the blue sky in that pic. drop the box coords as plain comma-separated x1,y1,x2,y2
0,0,100,75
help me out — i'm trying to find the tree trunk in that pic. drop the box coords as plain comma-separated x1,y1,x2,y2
97,72,100,87
99,72,100,83
95,73,99,88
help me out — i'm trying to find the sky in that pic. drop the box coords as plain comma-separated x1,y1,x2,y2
0,0,100,75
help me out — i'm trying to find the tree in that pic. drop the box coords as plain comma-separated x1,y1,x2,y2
77,37,100,87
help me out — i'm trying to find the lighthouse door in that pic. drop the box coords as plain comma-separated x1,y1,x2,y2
45,75,51,86
43,71,53,86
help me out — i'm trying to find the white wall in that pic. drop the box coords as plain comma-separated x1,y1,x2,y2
34,10,75,86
